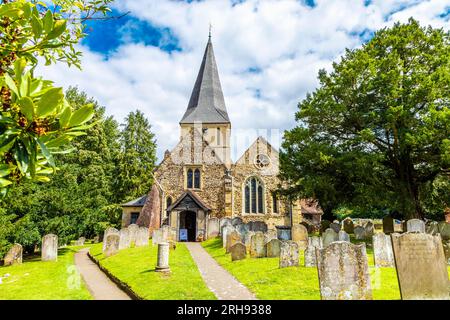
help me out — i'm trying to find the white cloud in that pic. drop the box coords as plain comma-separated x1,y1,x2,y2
37,0,450,161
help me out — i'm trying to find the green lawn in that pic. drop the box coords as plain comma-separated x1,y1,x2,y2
202,237,403,300
0,246,92,300
89,242,216,300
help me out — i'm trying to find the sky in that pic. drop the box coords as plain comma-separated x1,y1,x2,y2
39,0,450,162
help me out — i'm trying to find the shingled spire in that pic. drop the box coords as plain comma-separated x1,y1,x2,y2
180,36,230,124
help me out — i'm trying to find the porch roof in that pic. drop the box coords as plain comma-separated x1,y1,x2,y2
167,190,211,212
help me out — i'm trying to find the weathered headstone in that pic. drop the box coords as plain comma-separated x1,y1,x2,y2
338,230,350,242
426,221,439,235
207,217,220,238
316,242,372,300
244,231,255,251
135,227,149,247
322,228,339,247
391,232,449,299
279,241,299,268
443,240,450,265
93,236,100,243
42,234,58,261
382,216,395,234
74,237,86,246
250,232,266,258
226,230,242,253
222,225,235,248
363,220,374,238
438,222,450,240
248,221,268,233
102,227,118,251
103,233,120,257
264,229,278,243
304,236,322,267
343,218,354,234
266,239,282,257
128,224,140,245
235,223,249,239
330,222,341,233
354,226,366,240
155,242,170,272
291,224,308,250
119,228,131,250
406,219,425,233
230,242,247,261
4,244,22,266
372,233,394,267
219,218,232,234
276,226,291,240
231,217,243,226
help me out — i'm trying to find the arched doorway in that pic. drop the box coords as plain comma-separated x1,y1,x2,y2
179,211,197,241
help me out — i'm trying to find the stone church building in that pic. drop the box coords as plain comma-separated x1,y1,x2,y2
121,37,322,241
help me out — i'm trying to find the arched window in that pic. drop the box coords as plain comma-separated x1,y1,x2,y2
194,168,201,189
244,177,265,214
187,169,193,188
166,196,172,210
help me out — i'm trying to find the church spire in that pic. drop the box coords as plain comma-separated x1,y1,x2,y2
180,35,230,124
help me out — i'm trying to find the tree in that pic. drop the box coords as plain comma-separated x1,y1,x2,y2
280,19,449,220
116,110,157,201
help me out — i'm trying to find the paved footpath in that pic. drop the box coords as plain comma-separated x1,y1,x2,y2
74,248,131,300
185,242,257,300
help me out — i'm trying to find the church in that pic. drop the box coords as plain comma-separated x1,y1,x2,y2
121,36,322,241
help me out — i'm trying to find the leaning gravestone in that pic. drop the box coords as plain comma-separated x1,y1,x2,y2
279,241,299,268
316,242,372,300
373,233,394,267
266,239,282,258
42,234,58,262
391,232,449,300
330,222,341,233
128,224,140,245
104,233,120,257
343,218,354,234
250,232,266,258
102,227,119,251
119,228,131,250
222,225,235,248
207,217,220,238
230,242,247,261
219,218,232,234
135,227,149,247
406,219,425,233
382,216,395,234
304,236,322,267
291,224,308,250
152,229,163,245
231,217,243,226
354,226,366,240
226,231,242,253
322,228,339,247
4,244,23,266
338,230,350,242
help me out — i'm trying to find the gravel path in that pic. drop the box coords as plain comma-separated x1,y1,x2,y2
74,248,131,300
185,242,257,300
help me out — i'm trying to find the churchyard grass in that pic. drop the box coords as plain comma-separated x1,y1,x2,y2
0,246,92,300
202,237,433,300
89,242,216,300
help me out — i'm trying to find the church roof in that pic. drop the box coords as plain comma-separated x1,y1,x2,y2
180,37,230,124
121,195,148,207
167,190,212,212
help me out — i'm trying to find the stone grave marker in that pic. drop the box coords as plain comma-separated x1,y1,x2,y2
354,226,366,240
373,233,394,267
119,228,131,250
226,230,242,253
231,217,243,226
406,219,425,233
244,231,255,251
426,221,439,235
235,223,249,238
222,225,235,248
363,221,374,238
320,220,331,233
391,232,449,299
128,224,140,245
155,242,170,272
304,236,322,267
103,233,120,257
266,239,282,257
74,237,86,246
438,222,450,240
4,244,22,266
330,222,341,233
102,227,118,251
135,227,149,247
279,241,299,268
338,230,350,242
316,242,372,300
264,229,278,243
322,228,339,247
291,224,308,250
248,221,268,233
250,232,266,258
343,218,354,234
230,242,247,261
152,229,163,245
207,217,220,238
382,216,395,234
219,218,232,234
276,226,291,241
42,234,58,261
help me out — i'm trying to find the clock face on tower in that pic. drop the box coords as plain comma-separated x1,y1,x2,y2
254,154,271,169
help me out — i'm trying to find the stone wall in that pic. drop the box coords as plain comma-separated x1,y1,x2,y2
121,207,143,228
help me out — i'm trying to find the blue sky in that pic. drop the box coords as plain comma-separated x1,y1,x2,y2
41,0,450,161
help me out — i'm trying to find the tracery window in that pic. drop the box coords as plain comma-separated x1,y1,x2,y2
194,168,201,189
244,177,265,214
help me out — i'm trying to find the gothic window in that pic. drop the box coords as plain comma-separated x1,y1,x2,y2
187,169,193,188
272,194,278,213
194,168,201,189
244,177,265,214
254,154,271,169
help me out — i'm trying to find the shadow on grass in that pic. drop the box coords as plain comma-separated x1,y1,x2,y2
140,268,157,274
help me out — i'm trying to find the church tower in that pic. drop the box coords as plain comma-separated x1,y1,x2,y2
179,35,231,166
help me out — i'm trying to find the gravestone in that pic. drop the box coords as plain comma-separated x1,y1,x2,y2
320,220,331,233
304,236,322,267
316,242,372,300
250,232,266,258
291,224,308,250
343,218,354,234
128,224,140,245
363,221,374,238
338,230,350,242
103,233,120,257
438,222,450,240
135,227,149,247
276,226,291,241
391,232,449,299
161,225,172,242
4,244,22,266
226,231,242,253
222,225,235,248
42,234,58,261
248,221,268,233
93,236,100,243
264,229,278,243
382,216,395,234
244,231,255,251
279,241,299,268
219,218,232,234
119,228,131,250
235,223,249,238
230,242,247,261
406,219,425,233
231,217,243,226
373,233,394,267
102,227,118,251
354,226,366,240
322,228,339,247
266,239,282,258
207,217,220,238
443,241,450,265
426,221,439,235
74,237,86,246
330,222,341,233
152,229,163,246
155,242,170,272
